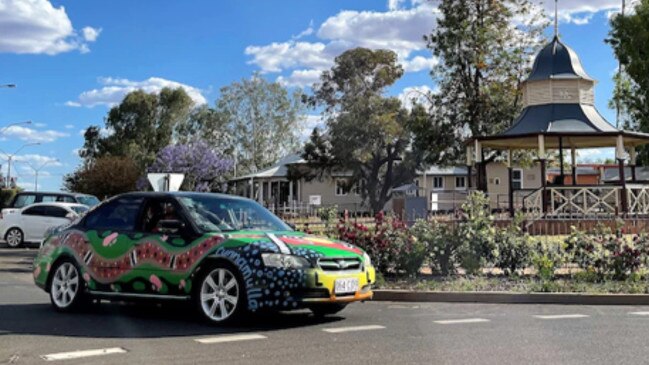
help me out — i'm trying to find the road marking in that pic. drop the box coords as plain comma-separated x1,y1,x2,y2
40,347,127,361
195,333,267,344
322,325,385,333
434,318,490,325
533,314,589,320
629,311,649,316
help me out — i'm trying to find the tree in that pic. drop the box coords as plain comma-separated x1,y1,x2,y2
296,48,417,212
419,0,547,165
63,156,140,199
607,0,649,163
174,105,234,156
80,87,195,169
216,74,305,175
144,139,234,192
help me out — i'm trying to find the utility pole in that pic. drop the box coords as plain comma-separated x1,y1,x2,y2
29,159,59,192
616,0,626,129
5,142,41,188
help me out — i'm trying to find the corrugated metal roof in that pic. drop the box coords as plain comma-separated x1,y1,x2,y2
500,104,617,136
527,36,594,82
603,166,649,181
418,166,470,176
231,153,305,180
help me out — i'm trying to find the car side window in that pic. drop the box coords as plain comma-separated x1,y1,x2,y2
14,194,36,208
141,198,187,235
41,195,58,203
23,206,46,216
57,196,76,203
83,197,144,231
44,206,70,218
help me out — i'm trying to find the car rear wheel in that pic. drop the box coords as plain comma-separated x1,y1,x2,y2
310,303,348,317
195,264,245,324
49,260,85,311
5,228,23,248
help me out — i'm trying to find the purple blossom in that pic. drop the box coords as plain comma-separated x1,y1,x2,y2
146,139,233,192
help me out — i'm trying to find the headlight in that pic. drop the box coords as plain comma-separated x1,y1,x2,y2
363,252,372,267
262,253,311,269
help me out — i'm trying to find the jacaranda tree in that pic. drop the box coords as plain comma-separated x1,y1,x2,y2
144,139,233,192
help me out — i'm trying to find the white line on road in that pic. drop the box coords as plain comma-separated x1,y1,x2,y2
195,333,267,344
434,318,490,325
533,314,589,320
40,347,127,361
322,325,385,333
629,311,649,316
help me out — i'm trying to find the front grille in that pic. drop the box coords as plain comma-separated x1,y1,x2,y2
317,257,362,272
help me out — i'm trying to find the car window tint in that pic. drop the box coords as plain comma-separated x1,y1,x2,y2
23,206,46,216
44,206,70,218
41,195,58,203
84,197,143,231
57,196,76,203
14,194,36,208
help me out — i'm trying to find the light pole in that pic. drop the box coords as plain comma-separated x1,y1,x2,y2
6,142,41,188
0,120,32,136
27,158,59,192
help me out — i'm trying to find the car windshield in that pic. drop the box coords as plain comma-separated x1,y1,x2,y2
76,195,100,207
178,195,291,232
70,206,89,214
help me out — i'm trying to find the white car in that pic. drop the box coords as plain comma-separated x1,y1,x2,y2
0,203,88,248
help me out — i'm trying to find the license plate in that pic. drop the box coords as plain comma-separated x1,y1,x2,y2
334,278,359,294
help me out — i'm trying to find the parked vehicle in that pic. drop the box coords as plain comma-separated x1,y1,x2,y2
1,203,88,248
1,192,99,219
33,192,375,324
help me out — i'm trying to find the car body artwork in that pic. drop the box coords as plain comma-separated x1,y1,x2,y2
33,192,375,323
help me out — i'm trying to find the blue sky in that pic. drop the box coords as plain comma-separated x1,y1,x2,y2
0,0,631,192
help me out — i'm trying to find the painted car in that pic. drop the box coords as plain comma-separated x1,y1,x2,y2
33,192,375,323
1,202,88,248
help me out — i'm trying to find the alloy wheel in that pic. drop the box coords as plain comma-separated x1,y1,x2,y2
51,263,80,309
200,268,239,322
6,228,22,248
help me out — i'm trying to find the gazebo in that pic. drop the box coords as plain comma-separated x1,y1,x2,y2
466,34,649,220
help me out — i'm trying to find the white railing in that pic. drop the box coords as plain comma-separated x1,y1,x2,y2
522,188,544,222
627,184,649,215
547,186,620,217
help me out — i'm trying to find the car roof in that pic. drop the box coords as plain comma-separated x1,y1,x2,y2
14,191,91,197
115,191,253,202
22,202,87,209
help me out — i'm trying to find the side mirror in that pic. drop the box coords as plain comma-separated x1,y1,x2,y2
65,212,78,221
157,219,185,232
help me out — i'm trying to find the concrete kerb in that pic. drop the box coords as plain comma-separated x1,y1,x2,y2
374,290,649,305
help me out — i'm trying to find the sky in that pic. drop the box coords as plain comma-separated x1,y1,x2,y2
0,0,635,192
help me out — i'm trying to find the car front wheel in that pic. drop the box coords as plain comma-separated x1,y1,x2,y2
5,228,23,248
49,260,85,311
195,264,245,324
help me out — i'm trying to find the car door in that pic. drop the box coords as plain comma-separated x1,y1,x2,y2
80,196,144,290
42,206,73,232
20,206,49,242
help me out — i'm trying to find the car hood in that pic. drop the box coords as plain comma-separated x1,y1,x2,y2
222,230,364,259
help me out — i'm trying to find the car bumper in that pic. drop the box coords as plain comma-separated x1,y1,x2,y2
299,265,376,303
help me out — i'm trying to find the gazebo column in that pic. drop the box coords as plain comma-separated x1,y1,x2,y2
538,135,547,214
617,135,628,214
466,146,473,189
571,147,577,186
558,137,565,184
507,149,514,217
630,146,637,182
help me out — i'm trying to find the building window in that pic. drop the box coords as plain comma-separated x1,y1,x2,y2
455,176,466,189
512,169,523,190
335,179,359,196
494,177,500,185
432,176,444,190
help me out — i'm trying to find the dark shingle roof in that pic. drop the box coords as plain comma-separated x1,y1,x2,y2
527,36,593,82
500,104,617,136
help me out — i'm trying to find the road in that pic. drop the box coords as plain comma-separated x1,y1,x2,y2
3,246,649,365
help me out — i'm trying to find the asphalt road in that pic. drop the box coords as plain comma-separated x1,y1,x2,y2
3,246,649,365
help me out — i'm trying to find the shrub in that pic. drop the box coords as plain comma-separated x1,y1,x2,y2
493,214,531,275
531,240,563,282
457,191,496,275
410,220,459,275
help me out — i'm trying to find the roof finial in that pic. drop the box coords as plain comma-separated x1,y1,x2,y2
554,0,559,38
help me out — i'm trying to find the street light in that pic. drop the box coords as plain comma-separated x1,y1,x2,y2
0,120,32,136
6,142,41,187
25,158,59,192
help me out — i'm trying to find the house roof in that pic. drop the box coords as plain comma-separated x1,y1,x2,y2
527,36,593,82
547,167,600,175
230,153,305,181
603,166,649,181
418,166,471,176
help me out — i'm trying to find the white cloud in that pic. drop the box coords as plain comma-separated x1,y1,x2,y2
64,124,74,129
276,69,322,88
402,55,438,72
398,85,436,110
292,20,314,40
67,77,207,108
0,125,68,142
300,114,325,141
387,0,407,11
81,26,101,42
534,0,639,26
0,0,100,55
245,1,439,85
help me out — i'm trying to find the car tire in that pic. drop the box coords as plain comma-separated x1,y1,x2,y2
194,262,246,325
5,227,24,248
310,303,348,317
49,259,86,312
